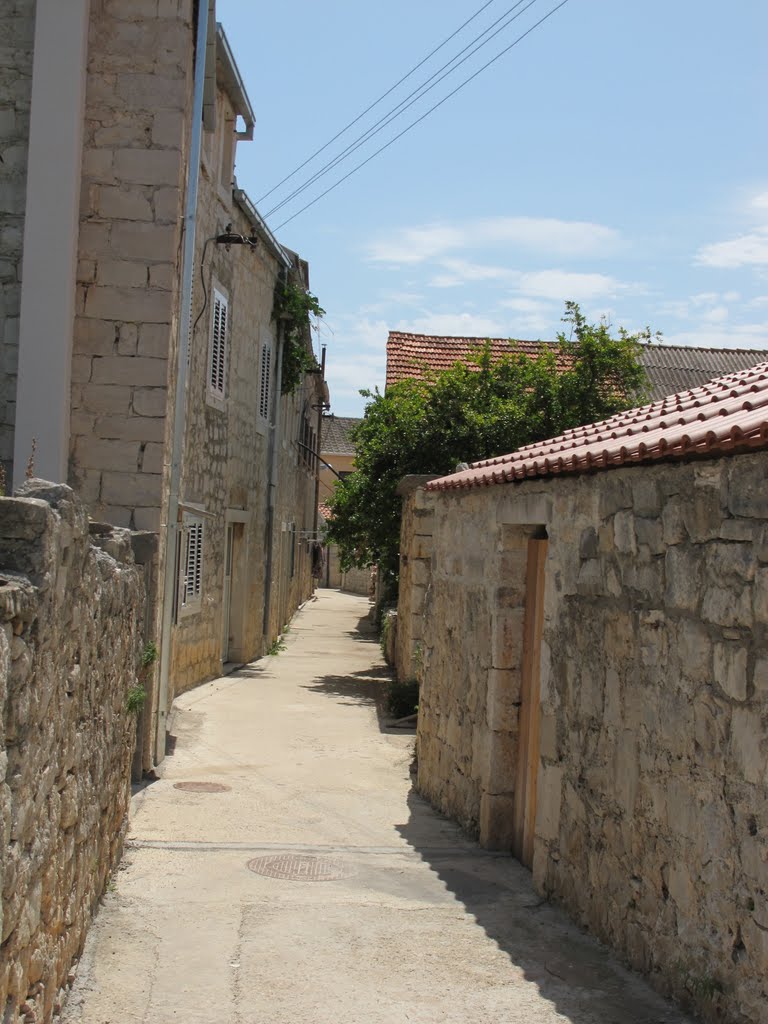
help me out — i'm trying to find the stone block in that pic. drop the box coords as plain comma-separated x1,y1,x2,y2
486,668,521,730
701,585,753,629
713,642,748,701
491,606,524,670
753,568,768,625
664,545,700,611
138,323,171,358
110,222,176,262
70,355,92,384
479,792,516,851
116,73,187,110
153,185,181,223
113,148,183,187
97,260,147,289
730,707,764,785
132,387,167,417
141,440,165,471
83,285,171,324
101,471,162,508
613,509,636,554
78,221,112,258
117,323,139,356
149,263,174,291
134,506,161,531
535,764,563,841
74,317,117,356
73,437,139,473
91,355,167,387
82,147,115,182
96,185,152,221
77,384,132,416
96,413,166,443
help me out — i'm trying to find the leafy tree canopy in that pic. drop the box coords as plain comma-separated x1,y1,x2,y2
326,303,654,591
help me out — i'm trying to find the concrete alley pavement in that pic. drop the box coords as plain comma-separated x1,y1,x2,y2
63,589,694,1024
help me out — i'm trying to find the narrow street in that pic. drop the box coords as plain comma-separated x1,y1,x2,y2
63,589,693,1024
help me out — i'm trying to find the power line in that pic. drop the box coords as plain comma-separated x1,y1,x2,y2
265,0,540,220
273,0,572,232
255,0,501,206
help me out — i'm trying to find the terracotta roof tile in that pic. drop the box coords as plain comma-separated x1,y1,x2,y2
386,332,768,402
427,362,768,492
318,501,333,521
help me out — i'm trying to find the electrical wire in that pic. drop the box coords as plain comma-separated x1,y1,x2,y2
273,0,572,232
255,0,501,206
265,0,540,219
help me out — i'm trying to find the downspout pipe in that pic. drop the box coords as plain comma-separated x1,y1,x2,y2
262,304,286,643
154,1,209,765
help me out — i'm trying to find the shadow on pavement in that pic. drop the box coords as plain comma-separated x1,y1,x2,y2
395,789,692,1024
304,665,413,736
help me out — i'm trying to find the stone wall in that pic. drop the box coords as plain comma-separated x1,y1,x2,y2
69,0,193,532
408,451,768,1024
0,481,146,1024
0,0,35,478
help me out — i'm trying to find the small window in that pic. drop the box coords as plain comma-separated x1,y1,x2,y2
259,342,271,420
209,288,228,400
179,515,204,614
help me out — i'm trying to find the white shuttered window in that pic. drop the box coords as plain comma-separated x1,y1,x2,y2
259,342,271,420
180,515,204,614
208,288,228,400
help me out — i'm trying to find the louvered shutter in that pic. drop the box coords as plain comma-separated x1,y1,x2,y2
209,290,228,399
259,342,271,419
180,517,204,610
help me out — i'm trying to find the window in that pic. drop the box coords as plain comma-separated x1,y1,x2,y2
259,341,271,420
208,288,228,400
179,515,204,614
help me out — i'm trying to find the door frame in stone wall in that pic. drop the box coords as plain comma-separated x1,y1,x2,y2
224,510,249,663
512,536,548,867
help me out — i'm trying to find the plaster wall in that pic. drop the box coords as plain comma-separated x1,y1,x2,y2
409,451,768,1024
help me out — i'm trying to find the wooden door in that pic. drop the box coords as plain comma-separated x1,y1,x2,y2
512,537,548,867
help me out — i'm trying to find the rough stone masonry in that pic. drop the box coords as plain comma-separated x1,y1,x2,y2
402,450,768,1024
0,481,146,1023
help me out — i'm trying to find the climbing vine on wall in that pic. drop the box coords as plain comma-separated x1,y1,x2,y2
272,281,325,395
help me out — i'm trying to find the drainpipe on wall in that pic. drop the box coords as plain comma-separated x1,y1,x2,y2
261,307,286,644
312,344,327,543
154,0,209,766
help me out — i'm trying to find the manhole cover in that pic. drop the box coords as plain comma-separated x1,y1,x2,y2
173,781,231,793
246,854,356,881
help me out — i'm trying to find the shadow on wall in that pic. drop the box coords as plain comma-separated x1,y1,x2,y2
394,790,695,1024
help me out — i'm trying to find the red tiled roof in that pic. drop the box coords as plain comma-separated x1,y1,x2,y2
318,501,333,521
386,331,768,402
386,332,562,388
426,362,768,492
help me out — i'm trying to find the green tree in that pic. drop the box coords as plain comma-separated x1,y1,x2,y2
326,303,653,591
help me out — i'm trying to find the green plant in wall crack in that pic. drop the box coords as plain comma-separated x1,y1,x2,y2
126,684,147,714
272,280,325,396
127,640,158,714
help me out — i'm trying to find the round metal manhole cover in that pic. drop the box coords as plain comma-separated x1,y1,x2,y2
173,781,231,793
246,854,356,882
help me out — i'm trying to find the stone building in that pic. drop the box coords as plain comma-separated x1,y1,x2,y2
1,1,325,768
398,363,768,1024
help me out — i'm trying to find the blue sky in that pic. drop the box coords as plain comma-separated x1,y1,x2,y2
218,0,768,416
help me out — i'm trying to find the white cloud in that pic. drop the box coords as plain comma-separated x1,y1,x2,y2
516,269,623,301
367,215,620,265
696,230,768,268
429,258,513,288
663,322,768,350
396,312,509,337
